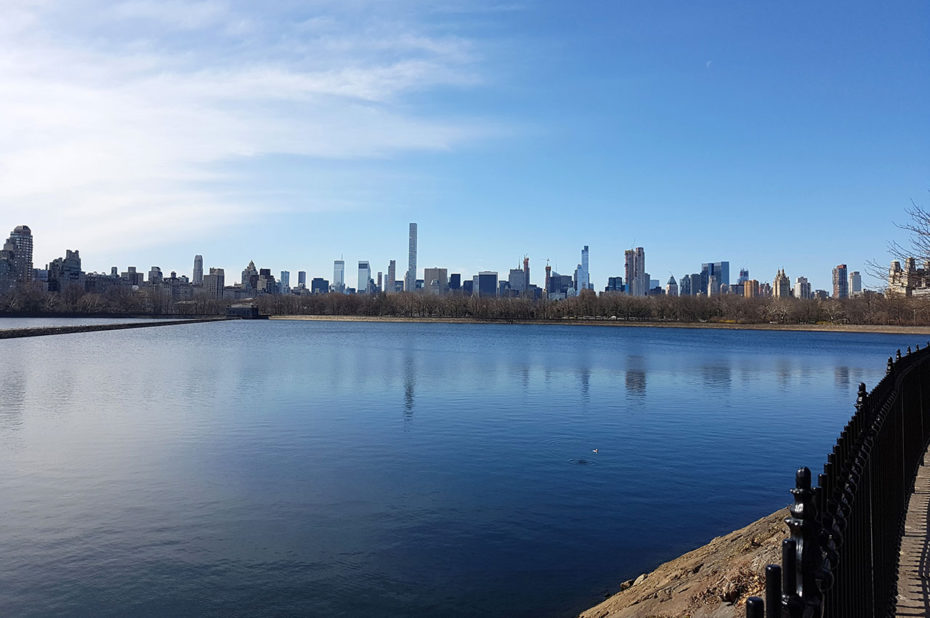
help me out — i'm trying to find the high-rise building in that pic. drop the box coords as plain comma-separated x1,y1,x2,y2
773,269,791,299
241,260,258,290
311,278,329,294
423,267,448,295
523,256,530,293
4,225,33,284
358,261,371,294
297,271,307,288
508,267,526,293
624,247,647,296
833,264,849,299
679,274,691,296
701,261,730,296
794,276,811,300
738,268,749,284
148,266,163,284
744,280,760,298
605,276,623,292
666,276,678,297
387,260,396,294
47,250,84,292
280,270,290,291
377,272,383,292
333,260,345,293
477,271,498,297
193,255,203,285
849,271,862,297
449,273,461,291
578,245,590,291
406,223,417,292
203,268,225,298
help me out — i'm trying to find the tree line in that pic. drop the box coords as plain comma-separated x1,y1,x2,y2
3,282,928,326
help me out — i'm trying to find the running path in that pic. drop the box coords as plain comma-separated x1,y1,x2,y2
896,450,930,616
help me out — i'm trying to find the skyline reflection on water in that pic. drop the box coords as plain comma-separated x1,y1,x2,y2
0,321,918,617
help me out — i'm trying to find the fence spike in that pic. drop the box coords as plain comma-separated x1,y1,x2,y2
908,345,912,355
765,564,782,618
746,596,764,618
888,357,894,374
897,349,902,360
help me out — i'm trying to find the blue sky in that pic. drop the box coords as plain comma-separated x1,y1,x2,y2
1,1,927,291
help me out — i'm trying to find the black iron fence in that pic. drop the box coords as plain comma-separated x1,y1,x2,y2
747,344,930,618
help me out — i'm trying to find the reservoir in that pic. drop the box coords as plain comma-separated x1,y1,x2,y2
0,321,916,616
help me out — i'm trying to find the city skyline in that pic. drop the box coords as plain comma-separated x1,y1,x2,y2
3,220,877,299
1,2,927,290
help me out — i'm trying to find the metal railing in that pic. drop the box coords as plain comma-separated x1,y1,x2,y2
747,344,930,617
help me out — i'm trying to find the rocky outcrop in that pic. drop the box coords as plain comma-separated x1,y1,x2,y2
579,508,788,618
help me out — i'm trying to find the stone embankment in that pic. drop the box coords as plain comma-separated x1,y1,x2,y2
0,317,227,339
580,508,788,618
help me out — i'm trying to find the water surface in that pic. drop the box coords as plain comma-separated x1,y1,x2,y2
0,321,917,616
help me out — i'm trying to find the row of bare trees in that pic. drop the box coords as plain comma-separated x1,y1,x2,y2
255,289,930,326
2,282,929,326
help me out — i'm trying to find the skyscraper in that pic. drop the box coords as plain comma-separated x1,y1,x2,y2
738,268,749,284
508,267,525,293
423,267,448,295
849,271,862,296
833,264,849,299
523,256,530,293
794,276,811,300
406,223,417,293
333,260,345,292
387,260,396,294
773,269,790,298
193,255,203,285
5,225,33,283
666,276,678,297
297,271,307,288
280,270,290,291
624,247,647,296
358,261,371,294
477,271,498,297
701,261,730,296
579,245,590,291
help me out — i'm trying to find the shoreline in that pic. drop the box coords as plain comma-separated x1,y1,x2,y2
0,317,227,339
578,508,788,617
270,314,930,336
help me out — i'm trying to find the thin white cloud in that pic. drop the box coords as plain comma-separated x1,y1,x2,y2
112,0,229,30
0,1,498,265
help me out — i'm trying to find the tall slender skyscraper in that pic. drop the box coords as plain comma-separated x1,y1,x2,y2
406,223,417,292
523,256,530,293
333,260,345,292
193,254,203,285
387,260,396,294
579,245,590,290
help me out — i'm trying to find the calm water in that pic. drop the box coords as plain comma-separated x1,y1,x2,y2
0,321,918,617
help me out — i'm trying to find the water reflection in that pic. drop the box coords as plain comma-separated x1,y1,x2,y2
625,355,646,397
0,366,25,433
403,350,415,419
834,366,850,387
775,358,793,389
701,360,731,389
578,366,591,402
